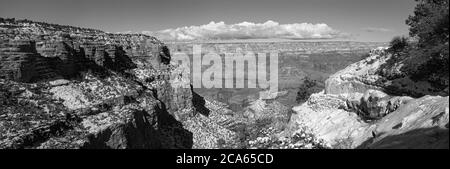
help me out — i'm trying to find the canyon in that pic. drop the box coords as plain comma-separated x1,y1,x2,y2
166,41,386,112
0,18,448,149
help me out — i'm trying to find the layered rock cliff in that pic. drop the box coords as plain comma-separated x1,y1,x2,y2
0,18,238,149
287,48,449,149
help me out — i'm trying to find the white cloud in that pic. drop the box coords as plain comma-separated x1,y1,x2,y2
143,20,346,41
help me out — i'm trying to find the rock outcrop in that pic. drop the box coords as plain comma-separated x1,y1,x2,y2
0,45,198,149
325,47,448,97
0,75,193,149
288,48,449,149
0,18,168,82
0,40,60,82
0,18,237,149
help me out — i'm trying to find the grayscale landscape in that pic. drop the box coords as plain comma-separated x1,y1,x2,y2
0,0,448,149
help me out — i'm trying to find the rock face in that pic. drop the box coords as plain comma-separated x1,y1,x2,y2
346,89,414,120
0,38,156,82
363,96,449,149
0,40,60,82
325,47,448,97
0,18,237,149
0,76,193,149
0,19,169,82
288,92,373,148
0,41,198,149
288,48,449,149
243,95,292,131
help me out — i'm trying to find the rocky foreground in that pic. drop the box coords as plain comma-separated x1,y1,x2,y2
286,48,449,149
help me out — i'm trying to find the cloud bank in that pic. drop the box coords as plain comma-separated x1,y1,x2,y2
144,20,346,41
363,27,393,33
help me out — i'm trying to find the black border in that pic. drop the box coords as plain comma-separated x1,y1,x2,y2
1,149,448,169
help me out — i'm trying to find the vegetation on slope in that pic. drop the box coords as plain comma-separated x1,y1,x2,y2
295,76,324,103
387,0,449,91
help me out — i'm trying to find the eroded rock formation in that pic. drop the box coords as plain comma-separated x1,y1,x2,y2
287,48,449,149
0,18,237,149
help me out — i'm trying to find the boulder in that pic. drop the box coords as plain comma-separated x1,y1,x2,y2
360,89,412,119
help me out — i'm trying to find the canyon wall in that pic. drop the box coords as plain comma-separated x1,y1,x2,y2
0,18,237,149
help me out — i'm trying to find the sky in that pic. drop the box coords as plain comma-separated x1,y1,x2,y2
0,0,417,42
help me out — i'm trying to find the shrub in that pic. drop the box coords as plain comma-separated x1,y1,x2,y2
404,0,449,86
388,36,409,54
406,0,449,49
246,126,329,149
296,77,324,103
